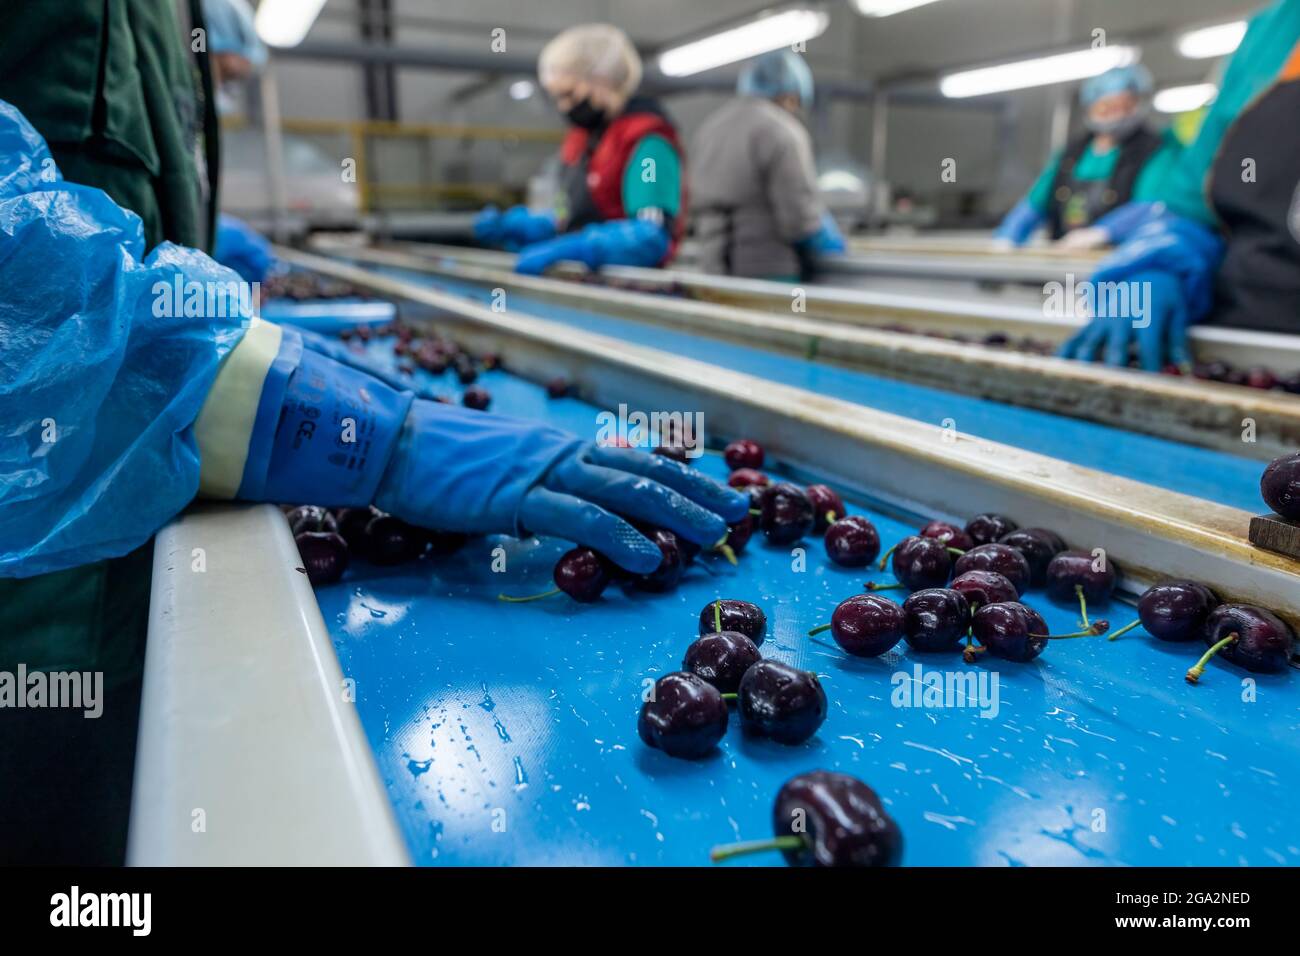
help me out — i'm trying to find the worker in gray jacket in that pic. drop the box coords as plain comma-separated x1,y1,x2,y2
690,50,845,280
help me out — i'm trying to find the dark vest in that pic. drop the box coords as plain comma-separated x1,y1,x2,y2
555,97,686,262
1047,126,1163,239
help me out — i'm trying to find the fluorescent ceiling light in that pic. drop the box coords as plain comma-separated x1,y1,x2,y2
1176,21,1247,59
850,0,947,16
255,0,328,49
509,80,535,100
1154,83,1217,114
657,7,830,77
940,45,1138,98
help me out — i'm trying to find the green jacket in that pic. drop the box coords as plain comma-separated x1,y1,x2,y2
0,0,218,684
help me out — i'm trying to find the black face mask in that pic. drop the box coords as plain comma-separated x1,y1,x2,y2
565,98,607,130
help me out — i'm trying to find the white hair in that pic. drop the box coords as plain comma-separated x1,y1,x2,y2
538,24,643,96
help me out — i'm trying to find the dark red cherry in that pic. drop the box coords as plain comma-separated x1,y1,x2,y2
366,514,427,565
998,528,1067,587
827,594,904,658
902,588,970,652
971,602,1050,663
295,531,349,586
889,535,953,590
724,439,765,471
461,385,491,410
1261,453,1300,519
824,515,881,568
953,544,1031,594
965,513,1018,546
1196,604,1295,675
805,484,845,534
334,505,381,559
1137,580,1219,642
285,504,338,536
728,468,770,489
759,483,814,544
919,520,974,552
698,599,767,646
545,377,575,399
774,771,901,867
632,528,684,592
683,632,762,693
553,547,612,602
1045,550,1117,603
722,514,755,556
638,672,728,759
737,660,827,745
950,569,1019,608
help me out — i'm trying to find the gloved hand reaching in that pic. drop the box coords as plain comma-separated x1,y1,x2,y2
992,198,1045,248
1057,215,1225,370
796,211,846,256
473,204,557,251
515,218,670,276
217,327,749,573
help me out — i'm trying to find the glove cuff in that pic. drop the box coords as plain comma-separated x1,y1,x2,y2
234,328,415,506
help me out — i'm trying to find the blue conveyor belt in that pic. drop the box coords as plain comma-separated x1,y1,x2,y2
355,260,1266,513
314,354,1299,867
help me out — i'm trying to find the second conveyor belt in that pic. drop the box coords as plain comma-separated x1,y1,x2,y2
323,252,1268,515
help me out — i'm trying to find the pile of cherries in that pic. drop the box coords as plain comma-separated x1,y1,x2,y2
335,319,498,412
285,504,466,587
638,599,827,759
262,272,372,302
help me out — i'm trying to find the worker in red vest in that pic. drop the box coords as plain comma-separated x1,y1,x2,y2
473,24,686,275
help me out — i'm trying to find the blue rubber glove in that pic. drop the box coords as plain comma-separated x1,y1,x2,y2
1058,215,1225,370
239,338,749,573
515,219,670,275
1088,201,1166,247
473,204,557,251
993,198,1045,247
796,211,847,256
280,324,441,401
214,214,274,282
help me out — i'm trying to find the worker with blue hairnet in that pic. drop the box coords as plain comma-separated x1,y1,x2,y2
690,50,845,280
0,9,745,865
1059,0,1300,368
994,64,1182,250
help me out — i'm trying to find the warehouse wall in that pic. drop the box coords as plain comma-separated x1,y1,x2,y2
237,0,1269,223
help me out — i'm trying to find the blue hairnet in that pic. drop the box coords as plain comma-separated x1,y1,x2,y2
0,99,249,577
203,0,267,67
1081,63,1153,105
738,50,815,110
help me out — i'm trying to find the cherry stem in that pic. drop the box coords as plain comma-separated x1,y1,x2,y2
498,587,561,603
865,581,903,592
709,834,807,864
1075,585,1090,629
714,601,723,634
808,623,832,636
1106,620,1141,642
825,510,838,526
877,542,899,572
748,508,762,516
720,693,738,702
713,541,738,566
1034,625,1107,640
946,547,967,557
1186,633,1238,685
